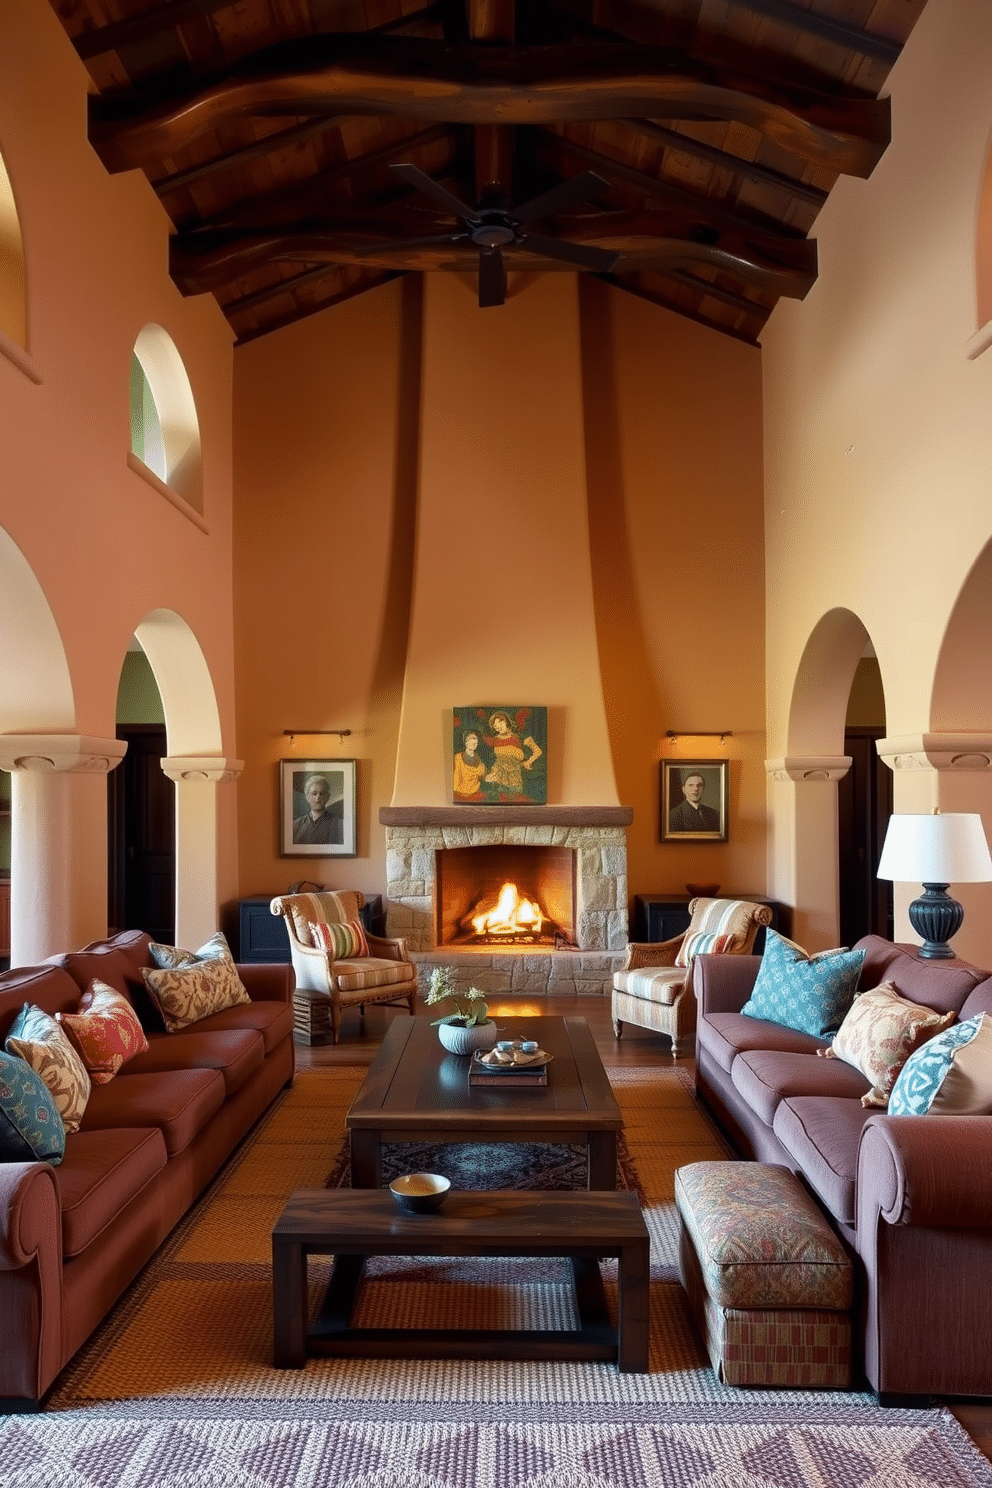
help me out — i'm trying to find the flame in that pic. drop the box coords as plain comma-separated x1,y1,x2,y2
471,882,545,937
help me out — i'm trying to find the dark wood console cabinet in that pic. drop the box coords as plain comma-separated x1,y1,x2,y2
633,894,783,953
237,894,385,962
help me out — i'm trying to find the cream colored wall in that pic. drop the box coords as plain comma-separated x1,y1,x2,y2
233,270,766,919
0,0,240,944
762,0,992,958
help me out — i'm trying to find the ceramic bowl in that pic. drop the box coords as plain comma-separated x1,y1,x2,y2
389,1172,451,1214
685,882,720,899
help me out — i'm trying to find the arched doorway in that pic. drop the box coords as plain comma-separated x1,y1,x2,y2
781,608,888,947
838,647,892,945
109,642,173,943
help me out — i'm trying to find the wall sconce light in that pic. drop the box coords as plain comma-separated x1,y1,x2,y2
665,731,733,746
283,729,352,744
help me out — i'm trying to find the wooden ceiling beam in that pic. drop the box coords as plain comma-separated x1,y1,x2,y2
169,204,816,300
730,0,902,65
232,270,405,345
152,117,349,195
189,123,456,230
90,39,890,181
74,0,444,61
544,130,804,244
627,119,827,210
223,265,401,316
596,272,762,346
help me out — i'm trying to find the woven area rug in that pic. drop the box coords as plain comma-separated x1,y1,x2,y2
1,1066,990,1488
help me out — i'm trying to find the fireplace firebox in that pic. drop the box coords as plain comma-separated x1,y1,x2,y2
435,845,576,948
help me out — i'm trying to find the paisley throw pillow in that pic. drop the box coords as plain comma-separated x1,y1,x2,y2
57,979,149,1084
741,929,864,1040
5,1003,91,1133
820,981,955,1108
0,1049,65,1164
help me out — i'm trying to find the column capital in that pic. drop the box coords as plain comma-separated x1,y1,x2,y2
765,755,852,784
875,733,992,772
161,755,243,783
0,734,127,774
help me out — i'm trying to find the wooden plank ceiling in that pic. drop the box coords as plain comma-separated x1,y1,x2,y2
51,0,931,344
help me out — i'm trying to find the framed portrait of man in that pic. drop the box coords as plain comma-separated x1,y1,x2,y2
661,759,728,842
280,759,357,856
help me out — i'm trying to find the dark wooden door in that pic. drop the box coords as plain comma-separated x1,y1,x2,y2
838,727,893,947
108,725,175,943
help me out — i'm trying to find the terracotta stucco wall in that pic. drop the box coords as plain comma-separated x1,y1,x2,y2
0,0,239,946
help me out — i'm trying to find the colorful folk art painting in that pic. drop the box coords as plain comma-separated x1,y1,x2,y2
452,706,547,805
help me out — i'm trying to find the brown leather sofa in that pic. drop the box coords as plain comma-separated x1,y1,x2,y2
0,929,293,1410
694,935,992,1403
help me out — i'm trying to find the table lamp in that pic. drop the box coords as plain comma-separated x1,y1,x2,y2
876,811,992,959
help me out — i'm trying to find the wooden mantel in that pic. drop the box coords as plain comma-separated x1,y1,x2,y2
379,806,633,827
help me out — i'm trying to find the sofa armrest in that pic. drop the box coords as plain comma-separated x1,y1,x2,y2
693,953,761,1016
858,1114,992,1229
0,1162,59,1271
365,933,410,964
237,962,293,1005
625,938,680,970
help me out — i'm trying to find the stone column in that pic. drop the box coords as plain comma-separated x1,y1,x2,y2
766,756,852,950
0,734,127,964
161,755,242,951
875,733,992,965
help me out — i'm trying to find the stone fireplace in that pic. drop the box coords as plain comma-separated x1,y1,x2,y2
381,805,631,996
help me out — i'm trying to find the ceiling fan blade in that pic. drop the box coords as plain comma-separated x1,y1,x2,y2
519,231,620,273
512,171,611,225
478,248,506,308
390,163,475,222
350,233,461,256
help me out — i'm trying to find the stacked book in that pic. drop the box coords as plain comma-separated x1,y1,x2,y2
469,1044,551,1088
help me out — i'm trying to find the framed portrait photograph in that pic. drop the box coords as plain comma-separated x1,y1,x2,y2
451,705,548,805
661,759,728,842
280,759,357,857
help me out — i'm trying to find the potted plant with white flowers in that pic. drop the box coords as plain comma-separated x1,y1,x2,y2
424,966,498,1055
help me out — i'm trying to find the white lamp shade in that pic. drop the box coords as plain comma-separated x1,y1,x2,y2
877,813,992,884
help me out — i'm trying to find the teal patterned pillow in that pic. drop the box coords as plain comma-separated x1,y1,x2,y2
0,1050,65,1165
889,1014,992,1116
741,929,865,1039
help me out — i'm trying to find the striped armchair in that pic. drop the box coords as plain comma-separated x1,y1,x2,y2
612,898,773,1057
270,890,416,1045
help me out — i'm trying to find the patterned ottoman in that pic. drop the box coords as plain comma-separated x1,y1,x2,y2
674,1161,853,1388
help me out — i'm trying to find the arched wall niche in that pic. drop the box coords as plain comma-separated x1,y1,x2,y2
131,324,203,514
930,537,992,734
976,126,992,332
0,147,27,351
787,608,874,758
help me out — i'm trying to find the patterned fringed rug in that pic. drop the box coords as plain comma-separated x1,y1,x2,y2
1,1066,990,1488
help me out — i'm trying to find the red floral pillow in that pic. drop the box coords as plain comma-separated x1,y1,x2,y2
57,979,149,1085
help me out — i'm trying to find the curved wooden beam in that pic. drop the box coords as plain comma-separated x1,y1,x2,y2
169,208,817,300
91,40,889,179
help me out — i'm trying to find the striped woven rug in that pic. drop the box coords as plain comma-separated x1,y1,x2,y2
1,1067,989,1488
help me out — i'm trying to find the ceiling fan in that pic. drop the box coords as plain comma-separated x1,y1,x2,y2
364,164,620,307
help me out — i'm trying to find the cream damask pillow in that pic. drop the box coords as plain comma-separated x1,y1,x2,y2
5,1002,92,1133
143,931,250,1032
820,980,954,1107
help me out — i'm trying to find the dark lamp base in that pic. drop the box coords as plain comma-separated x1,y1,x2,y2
908,883,963,960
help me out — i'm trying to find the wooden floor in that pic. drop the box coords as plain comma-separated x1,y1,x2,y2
298,991,992,1461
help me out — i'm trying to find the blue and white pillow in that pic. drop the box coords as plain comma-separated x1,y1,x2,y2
741,929,865,1040
889,1013,992,1116
0,1050,65,1165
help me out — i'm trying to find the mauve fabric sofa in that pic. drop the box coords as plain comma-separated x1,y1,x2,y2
0,929,293,1409
694,935,992,1403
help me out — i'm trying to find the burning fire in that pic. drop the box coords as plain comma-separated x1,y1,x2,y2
471,882,544,938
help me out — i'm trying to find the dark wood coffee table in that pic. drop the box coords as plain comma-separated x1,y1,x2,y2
346,1015,623,1190
272,1187,650,1372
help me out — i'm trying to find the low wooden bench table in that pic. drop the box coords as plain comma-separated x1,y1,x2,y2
272,1187,650,1373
